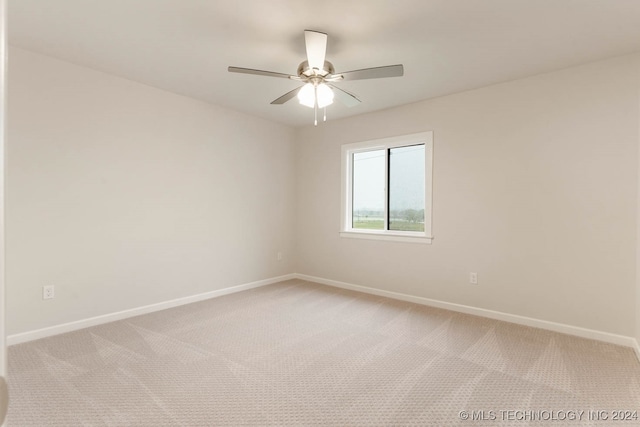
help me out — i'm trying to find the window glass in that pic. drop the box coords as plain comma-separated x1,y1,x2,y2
352,149,385,230
389,145,425,232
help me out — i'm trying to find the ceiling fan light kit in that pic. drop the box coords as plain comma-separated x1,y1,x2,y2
298,82,336,108
314,84,334,108
297,83,316,108
228,30,404,126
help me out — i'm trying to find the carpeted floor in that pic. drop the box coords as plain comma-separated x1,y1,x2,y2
6,279,640,426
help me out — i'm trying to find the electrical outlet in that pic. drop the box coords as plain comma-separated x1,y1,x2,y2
43,285,55,300
277,252,283,261
469,272,478,285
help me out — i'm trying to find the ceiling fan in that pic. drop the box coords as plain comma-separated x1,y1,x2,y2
228,30,404,125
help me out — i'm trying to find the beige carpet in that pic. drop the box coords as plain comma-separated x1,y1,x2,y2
7,279,640,426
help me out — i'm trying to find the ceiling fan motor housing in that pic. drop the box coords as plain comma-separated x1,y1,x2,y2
298,60,335,78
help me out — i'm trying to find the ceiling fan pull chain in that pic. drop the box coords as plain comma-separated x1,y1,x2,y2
314,102,318,126
314,84,318,126
323,107,327,122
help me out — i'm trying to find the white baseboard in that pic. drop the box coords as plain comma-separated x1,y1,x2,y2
7,274,296,346
296,274,640,353
8,272,640,365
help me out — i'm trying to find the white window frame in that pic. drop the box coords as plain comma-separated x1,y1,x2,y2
340,131,433,244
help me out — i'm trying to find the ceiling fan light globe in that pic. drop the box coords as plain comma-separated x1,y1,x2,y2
297,83,315,108
316,83,334,108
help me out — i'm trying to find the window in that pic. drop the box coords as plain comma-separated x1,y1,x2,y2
341,132,433,243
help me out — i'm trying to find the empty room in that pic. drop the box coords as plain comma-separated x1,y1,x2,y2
1,0,640,425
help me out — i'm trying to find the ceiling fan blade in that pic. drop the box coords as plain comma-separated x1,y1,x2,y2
336,64,404,81
304,30,327,71
328,84,361,108
228,66,293,79
271,86,303,105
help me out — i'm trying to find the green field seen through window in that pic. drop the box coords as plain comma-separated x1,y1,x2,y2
353,219,424,232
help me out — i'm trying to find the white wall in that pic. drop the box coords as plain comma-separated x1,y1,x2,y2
296,54,640,337
7,47,296,335
0,0,6,377
637,72,640,349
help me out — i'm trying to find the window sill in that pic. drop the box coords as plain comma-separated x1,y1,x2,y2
340,230,433,244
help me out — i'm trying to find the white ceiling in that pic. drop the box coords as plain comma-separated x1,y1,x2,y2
9,0,640,127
